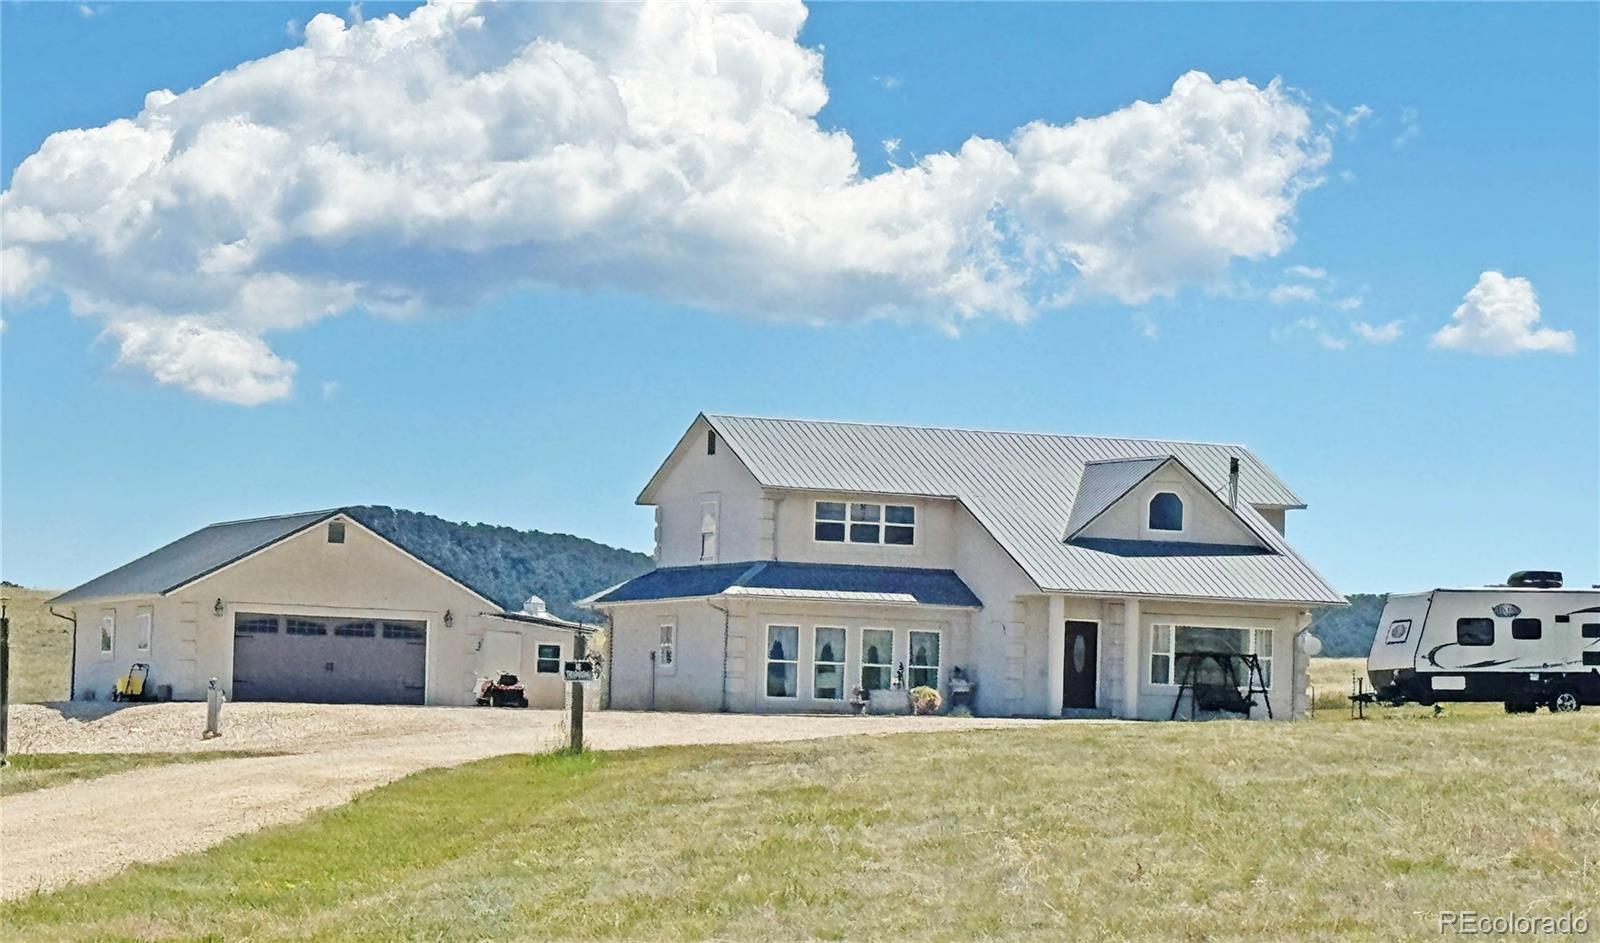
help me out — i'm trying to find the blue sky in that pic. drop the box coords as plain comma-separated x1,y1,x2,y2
2,1,1596,595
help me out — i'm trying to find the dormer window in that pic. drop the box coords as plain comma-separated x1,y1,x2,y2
1148,492,1183,532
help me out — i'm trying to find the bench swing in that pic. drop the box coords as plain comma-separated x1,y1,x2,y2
1168,650,1273,720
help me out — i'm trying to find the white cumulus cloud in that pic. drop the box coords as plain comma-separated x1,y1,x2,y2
108,319,296,404
2,1,1333,403
1353,319,1402,344
1430,271,1574,355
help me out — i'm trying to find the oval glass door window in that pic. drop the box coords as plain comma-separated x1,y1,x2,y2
1072,635,1087,672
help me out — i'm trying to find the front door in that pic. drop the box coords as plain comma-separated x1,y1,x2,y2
1062,621,1098,710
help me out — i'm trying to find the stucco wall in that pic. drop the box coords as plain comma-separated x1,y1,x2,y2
65,514,578,707
606,596,973,714
650,419,768,567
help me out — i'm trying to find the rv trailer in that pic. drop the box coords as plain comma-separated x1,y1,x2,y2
1366,571,1600,713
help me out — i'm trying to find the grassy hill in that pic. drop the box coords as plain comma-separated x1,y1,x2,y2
347,506,652,623
1,586,72,702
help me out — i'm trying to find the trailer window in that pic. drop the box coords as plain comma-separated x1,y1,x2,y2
1582,623,1600,639
1511,618,1541,640
1456,618,1494,646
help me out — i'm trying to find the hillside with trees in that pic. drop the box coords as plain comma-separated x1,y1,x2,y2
348,506,652,622
1307,593,1388,657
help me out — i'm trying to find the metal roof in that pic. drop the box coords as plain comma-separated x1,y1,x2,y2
50,508,505,608
593,561,982,609
695,415,1342,606
1062,456,1169,537
51,510,341,604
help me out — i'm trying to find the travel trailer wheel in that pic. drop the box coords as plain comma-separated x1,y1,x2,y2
1549,687,1582,713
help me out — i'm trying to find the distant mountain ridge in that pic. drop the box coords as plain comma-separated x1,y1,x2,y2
348,506,652,623
1308,593,1388,657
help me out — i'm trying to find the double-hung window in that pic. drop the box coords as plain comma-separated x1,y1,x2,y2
766,625,799,698
536,644,561,674
135,609,153,653
1150,624,1273,687
814,627,846,700
814,501,915,545
99,612,115,654
698,498,719,562
657,623,676,673
908,631,940,689
860,628,893,691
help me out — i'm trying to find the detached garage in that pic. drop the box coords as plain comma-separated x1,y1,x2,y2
50,508,588,707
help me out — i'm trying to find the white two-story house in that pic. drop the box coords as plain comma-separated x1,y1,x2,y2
588,414,1342,720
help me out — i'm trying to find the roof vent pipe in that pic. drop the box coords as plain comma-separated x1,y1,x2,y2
1227,457,1240,509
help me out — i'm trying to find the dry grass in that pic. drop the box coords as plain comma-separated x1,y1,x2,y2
1,587,71,703
4,712,1596,942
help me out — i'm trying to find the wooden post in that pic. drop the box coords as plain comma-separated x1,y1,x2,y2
569,631,586,754
1,599,11,765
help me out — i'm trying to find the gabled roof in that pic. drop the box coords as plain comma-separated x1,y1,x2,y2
651,415,1340,606
590,561,982,609
51,510,342,604
50,508,503,609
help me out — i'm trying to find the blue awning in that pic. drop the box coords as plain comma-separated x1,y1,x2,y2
592,561,982,608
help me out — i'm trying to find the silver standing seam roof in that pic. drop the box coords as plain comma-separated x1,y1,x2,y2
672,415,1341,606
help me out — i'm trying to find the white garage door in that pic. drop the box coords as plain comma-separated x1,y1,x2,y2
232,612,426,704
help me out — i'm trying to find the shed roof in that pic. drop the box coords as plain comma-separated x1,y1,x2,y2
665,415,1340,606
591,561,982,609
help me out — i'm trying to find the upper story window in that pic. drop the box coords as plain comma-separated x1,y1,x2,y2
699,499,719,562
1148,492,1184,532
327,521,345,543
707,429,716,455
814,501,915,545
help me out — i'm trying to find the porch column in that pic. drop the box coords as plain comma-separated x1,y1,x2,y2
1046,594,1065,716
1121,598,1142,719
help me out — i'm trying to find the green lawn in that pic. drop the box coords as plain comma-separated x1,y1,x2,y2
5,714,1596,942
0,752,279,796
1,586,71,702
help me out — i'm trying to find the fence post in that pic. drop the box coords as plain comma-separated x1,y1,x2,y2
568,632,586,754
1,599,11,765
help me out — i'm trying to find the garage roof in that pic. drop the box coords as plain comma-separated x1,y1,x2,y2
51,510,343,604
49,508,502,608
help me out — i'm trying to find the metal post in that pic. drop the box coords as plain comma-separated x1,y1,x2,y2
568,632,586,753
205,677,225,738
2,598,11,765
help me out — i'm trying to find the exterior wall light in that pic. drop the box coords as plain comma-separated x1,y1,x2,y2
443,609,454,628
213,598,225,617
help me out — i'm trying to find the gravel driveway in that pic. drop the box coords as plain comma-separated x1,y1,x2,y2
2,702,1050,899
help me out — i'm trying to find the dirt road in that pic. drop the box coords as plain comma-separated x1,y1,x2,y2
1,704,1049,899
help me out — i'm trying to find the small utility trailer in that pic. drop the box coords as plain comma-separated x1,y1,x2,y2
1365,571,1600,713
